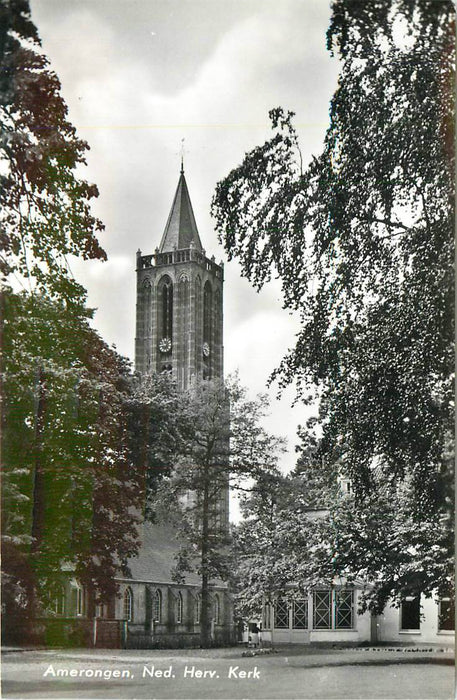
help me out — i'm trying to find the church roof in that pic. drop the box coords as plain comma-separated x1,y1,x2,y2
123,521,227,588
158,168,203,253
125,522,202,586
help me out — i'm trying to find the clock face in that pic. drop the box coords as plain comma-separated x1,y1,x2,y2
202,342,210,357
159,337,172,353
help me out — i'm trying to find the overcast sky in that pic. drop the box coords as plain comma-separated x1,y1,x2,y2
30,0,340,472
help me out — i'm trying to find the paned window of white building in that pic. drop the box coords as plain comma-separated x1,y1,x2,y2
313,590,354,630
313,590,331,629
292,599,308,629
334,590,353,629
400,596,420,630
438,598,454,631
274,598,289,628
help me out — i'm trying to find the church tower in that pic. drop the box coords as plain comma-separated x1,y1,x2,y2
135,165,224,390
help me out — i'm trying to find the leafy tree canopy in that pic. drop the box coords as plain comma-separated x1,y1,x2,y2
2,291,183,633
0,0,105,310
235,434,453,617
212,0,454,513
154,374,285,646
212,0,454,611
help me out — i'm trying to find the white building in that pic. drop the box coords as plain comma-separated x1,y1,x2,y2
261,588,454,646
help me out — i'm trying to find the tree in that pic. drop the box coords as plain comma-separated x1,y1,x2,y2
0,0,105,309
0,0,135,638
235,431,453,620
211,0,454,606
323,477,454,615
233,464,338,626
2,294,130,628
154,375,285,647
1,291,184,640
126,370,191,522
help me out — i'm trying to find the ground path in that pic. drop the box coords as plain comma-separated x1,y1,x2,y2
1,645,454,699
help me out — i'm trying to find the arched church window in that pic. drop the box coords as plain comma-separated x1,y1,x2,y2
95,602,106,618
214,594,221,625
145,587,153,629
123,587,133,622
54,586,65,615
153,590,162,623
76,584,84,616
176,592,183,624
69,580,84,617
194,594,201,624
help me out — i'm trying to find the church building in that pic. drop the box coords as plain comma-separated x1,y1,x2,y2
29,166,233,650
108,165,233,648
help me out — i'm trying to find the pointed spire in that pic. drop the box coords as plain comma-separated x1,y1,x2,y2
158,169,203,253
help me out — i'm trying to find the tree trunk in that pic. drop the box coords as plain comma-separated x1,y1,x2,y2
29,364,47,618
200,472,212,647
31,365,46,552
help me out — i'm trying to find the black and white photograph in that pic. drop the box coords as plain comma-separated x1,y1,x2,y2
1,0,454,698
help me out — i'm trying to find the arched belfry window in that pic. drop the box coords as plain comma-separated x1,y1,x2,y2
214,289,221,346
178,275,190,341
203,281,212,380
142,279,152,334
203,281,212,344
158,275,173,343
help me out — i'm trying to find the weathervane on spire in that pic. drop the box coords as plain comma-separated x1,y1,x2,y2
180,138,186,173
